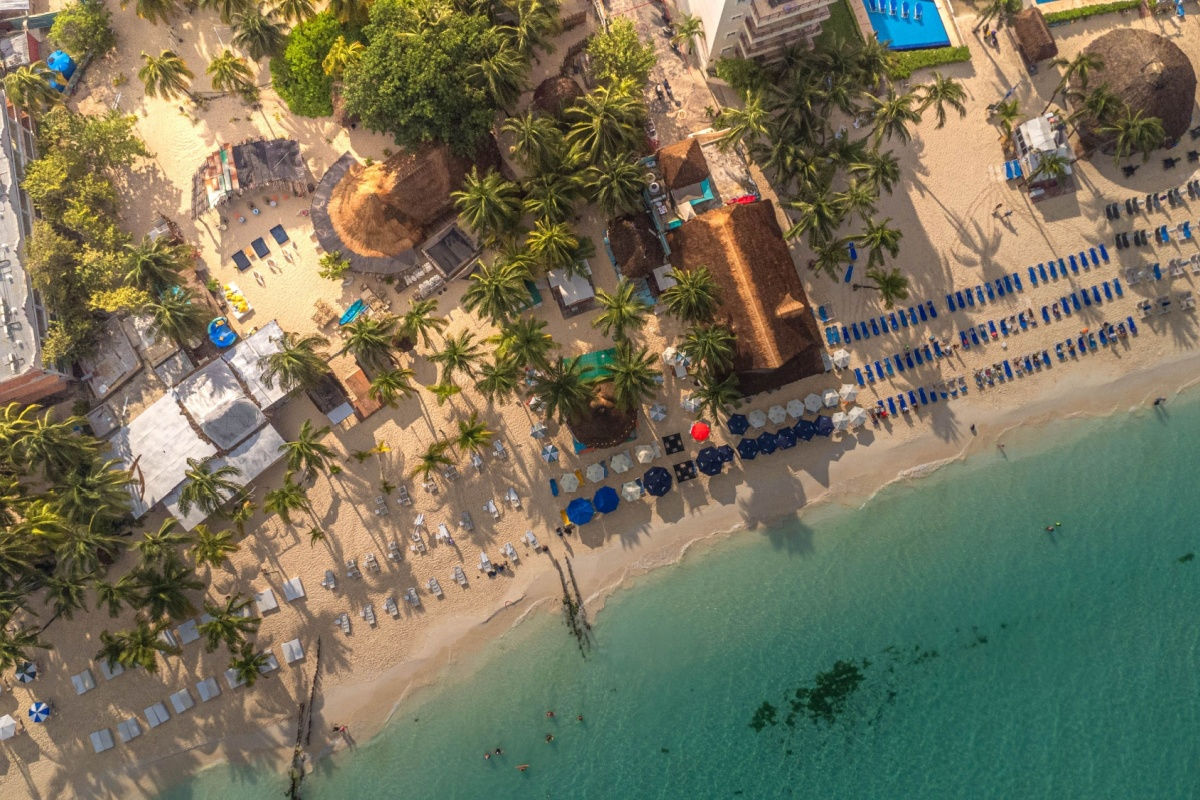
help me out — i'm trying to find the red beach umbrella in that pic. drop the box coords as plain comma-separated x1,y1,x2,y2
690,421,711,441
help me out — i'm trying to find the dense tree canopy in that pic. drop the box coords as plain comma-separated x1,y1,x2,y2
50,0,117,59
270,11,343,117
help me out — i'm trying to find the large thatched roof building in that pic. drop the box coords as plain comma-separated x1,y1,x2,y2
666,201,824,396
1011,8,1056,65
1071,29,1197,154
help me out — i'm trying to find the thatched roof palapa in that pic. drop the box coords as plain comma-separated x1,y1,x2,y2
532,76,584,118
1071,29,1197,154
567,383,638,450
1012,8,1056,64
665,201,824,396
607,215,665,280
657,138,710,190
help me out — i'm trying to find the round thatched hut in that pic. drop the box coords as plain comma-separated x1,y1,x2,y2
532,76,584,118
567,384,638,450
1071,29,1196,154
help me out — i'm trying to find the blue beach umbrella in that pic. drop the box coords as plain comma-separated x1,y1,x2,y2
775,427,797,449
726,413,749,435
696,447,723,476
737,437,759,460
716,444,735,463
643,466,673,497
15,662,36,683
794,419,816,441
757,431,778,455
815,415,835,437
27,702,50,723
566,497,595,525
593,486,620,514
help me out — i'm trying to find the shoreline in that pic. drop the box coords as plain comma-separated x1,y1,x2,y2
143,343,1200,797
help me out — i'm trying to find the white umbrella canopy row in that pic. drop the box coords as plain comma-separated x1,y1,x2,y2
847,407,869,428
786,399,805,419
559,471,581,493
831,411,851,431
831,348,851,369
839,384,858,403
767,405,788,425
747,409,768,428
610,452,633,473
804,393,823,413
822,389,839,408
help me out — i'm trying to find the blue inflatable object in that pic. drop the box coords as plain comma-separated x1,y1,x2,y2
339,299,366,326
207,317,238,348
46,50,76,92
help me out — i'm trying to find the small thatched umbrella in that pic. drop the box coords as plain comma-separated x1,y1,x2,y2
532,76,584,118
1071,29,1196,154
567,384,638,451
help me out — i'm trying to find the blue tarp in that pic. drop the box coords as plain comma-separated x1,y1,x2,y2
696,447,723,476
566,497,595,525
757,431,778,455
643,467,672,497
593,486,619,514
726,414,749,435
737,437,759,460
815,415,835,437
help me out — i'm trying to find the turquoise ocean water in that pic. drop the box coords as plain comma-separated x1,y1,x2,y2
160,397,1200,799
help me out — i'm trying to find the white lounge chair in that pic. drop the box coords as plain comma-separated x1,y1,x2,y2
98,659,124,680
116,718,141,743
322,569,337,590
484,499,500,520
459,511,474,531
479,552,494,573
502,542,519,562
90,728,115,753
410,531,427,554
282,577,305,602
387,540,402,561
395,485,412,506
145,702,170,728
282,639,304,664
361,604,377,627
524,530,541,552
384,596,399,617
493,440,508,459
254,589,279,615
71,669,96,695
364,553,380,573
196,677,220,702
224,668,246,689
427,577,443,597
405,587,421,607
346,559,361,579
453,565,468,587
335,612,351,635
176,619,200,646
373,495,388,516
169,689,194,714
258,653,280,674
436,522,453,544
506,487,522,509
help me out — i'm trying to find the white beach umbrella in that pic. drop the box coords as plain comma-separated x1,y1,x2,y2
0,714,14,740
847,407,869,428
804,393,823,413
786,399,805,419
662,346,679,363
530,422,548,439
559,472,580,493
747,409,768,428
822,389,840,408
585,462,608,483
621,481,644,501
610,452,633,473
541,444,559,462
831,411,851,431
635,444,658,464
832,349,851,369
767,405,788,425
648,403,668,422
681,395,701,413
839,384,858,403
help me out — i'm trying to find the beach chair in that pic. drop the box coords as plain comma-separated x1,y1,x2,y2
969,328,980,346
1099,243,1109,263
1068,254,1078,274
388,540,402,561
346,559,361,579
985,283,995,301
898,395,908,412
1103,282,1112,301
994,279,1005,297
918,388,928,404
506,487,522,509
1010,274,1020,292
493,440,508,459
384,596,399,618
453,565,469,587
1098,328,1108,346
1113,278,1124,297
335,613,351,635
908,308,919,325
269,224,289,245
926,300,937,319
987,320,997,339
854,368,865,387
1089,248,1100,267
410,530,427,554
1039,264,1048,282
361,604,377,627
1092,286,1102,304
484,499,501,520
817,306,832,323
395,485,412,506
1003,361,1014,379
322,569,336,590
870,318,880,336
917,304,928,321
842,325,852,342
851,323,862,341
460,511,474,531
883,359,895,377
893,354,905,373
1028,267,1038,287
899,310,909,328
965,290,975,308
1081,290,1091,307
960,331,970,348
975,286,986,305
905,353,915,369
825,327,839,346
405,587,422,607
1071,294,1082,312
999,319,1009,336
933,341,944,358
250,238,270,258
1127,316,1138,334
864,363,874,383
524,529,541,551
887,397,897,415
1078,252,1088,271
436,522,453,545
913,348,923,365
232,251,251,271
428,577,444,597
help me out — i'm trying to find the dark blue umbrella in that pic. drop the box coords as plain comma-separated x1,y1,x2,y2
716,444,735,463
643,466,672,497
593,486,620,514
566,497,595,525
726,413,749,435
794,419,816,441
737,437,759,460
757,430,778,455
696,447,723,476
775,427,797,449
815,415,834,437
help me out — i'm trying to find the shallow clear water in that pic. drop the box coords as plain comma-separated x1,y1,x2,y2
160,397,1200,799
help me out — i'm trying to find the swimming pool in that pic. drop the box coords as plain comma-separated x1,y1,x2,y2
862,0,951,50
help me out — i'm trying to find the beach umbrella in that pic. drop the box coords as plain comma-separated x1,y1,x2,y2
716,444,735,463
541,444,559,462
767,405,788,425
757,431,778,455
794,419,816,441
815,415,834,437
822,389,839,408
839,384,858,403
0,714,15,740
635,444,657,464
643,466,672,497
585,462,608,483
593,486,620,514
681,395,701,413
559,471,580,493
530,422,548,439
832,411,851,431
690,421,711,441
726,413,749,435
696,446,723,476
832,348,851,369
648,403,667,422
621,480,644,501
662,346,679,364
15,662,36,683
27,702,50,723
786,399,805,419
775,427,797,449
609,452,633,473
747,409,768,428
736,437,759,460
566,497,595,525
804,393,823,413
848,407,869,428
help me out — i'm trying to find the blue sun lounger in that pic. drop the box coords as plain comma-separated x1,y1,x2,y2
960,331,970,348
1098,328,1108,346
1081,290,1091,307
1069,254,1079,273
988,320,998,338
926,300,937,319
1103,282,1113,301
995,279,1006,297
232,250,251,271
1089,248,1099,267
1042,306,1051,323
1153,263,1162,281
1039,263,1048,282
903,353,913,368
1091,286,1102,304
1099,243,1110,262
900,394,910,412
870,318,881,336
865,364,875,382
1071,293,1082,311
898,311,909,328
844,264,854,282
1019,315,1028,331
269,224,289,245
976,287,986,305
946,293,955,311
1058,258,1067,275
884,360,895,377
825,327,838,346
969,328,980,345
887,397,897,415
1077,336,1087,352
918,387,928,404
965,290,975,308
1060,297,1071,316
251,237,270,258
1042,350,1051,366
850,323,861,341
956,291,966,309
1113,278,1123,297
908,391,918,407
1127,316,1138,334
932,341,943,357
914,348,923,365
999,319,1009,336
1010,274,1020,292
889,313,899,331
894,355,905,373
1024,356,1034,372
842,326,851,342
854,368,865,386
1048,261,1058,279
1078,251,1089,271
917,304,928,322
984,283,995,301
1028,267,1038,287
1003,361,1013,379
922,344,933,361
874,360,885,378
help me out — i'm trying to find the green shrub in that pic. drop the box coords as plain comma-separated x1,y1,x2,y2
815,0,863,47
270,11,342,117
1043,0,1140,24
50,0,116,59
712,58,767,96
889,46,971,80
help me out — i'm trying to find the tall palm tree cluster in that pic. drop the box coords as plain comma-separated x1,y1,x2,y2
711,37,964,305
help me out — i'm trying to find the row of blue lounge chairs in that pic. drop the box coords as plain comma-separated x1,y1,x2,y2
944,245,1110,314
852,339,950,387
1115,221,1194,249
956,279,1124,348
1053,318,1138,361
876,377,969,418
824,301,938,346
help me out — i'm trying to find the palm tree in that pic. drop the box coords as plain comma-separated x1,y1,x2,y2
661,266,721,324
463,257,532,324
973,0,1012,32
396,298,447,351
179,457,242,518
919,72,967,129
231,3,286,61
853,37,897,88
531,357,593,423
853,267,910,310
1028,151,1074,185
0,624,49,672
5,407,96,480
146,289,206,346
453,412,494,456
132,553,202,620
784,190,844,246
53,459,132,528
410,441,453,481
328,0,368,24
54,525,123,577
1067,84,1121,137
228,490,257,537
426,382,462,406
43,570,91,627
468,37,528,112
135,519,190,564
593,279,650,342
475,356,522,403
189,524,239,571
586,153,646,218
136,0,179,24
207,49,257,101
139,50,194,101
693,372,742,421
452,168,523,245
274,0,314,23
280,420,335,480
94,575,140,618
124,236,186,293
501,112,562,171
229,641,271,687
713,93,769,152
199,0,248,23
607,342,659,412
522,171,582,224
869,86,922,145
492,315,557,369
96,618,177,673
1044,51,1105,114
260,331,331,393
850,148,901,195
526,219,579,273
1101,107,1165,166
859,217,903,269
566,80,645,163
502,0,561,60
199,594,260,653
264,477,313,526
680,324,735,377
670,13,704,56
368,368,418,408
992,98,1021,142
429,331,484,384
834,178,878,224
341,315,397,372
3,61,63,116
323,35,364,78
